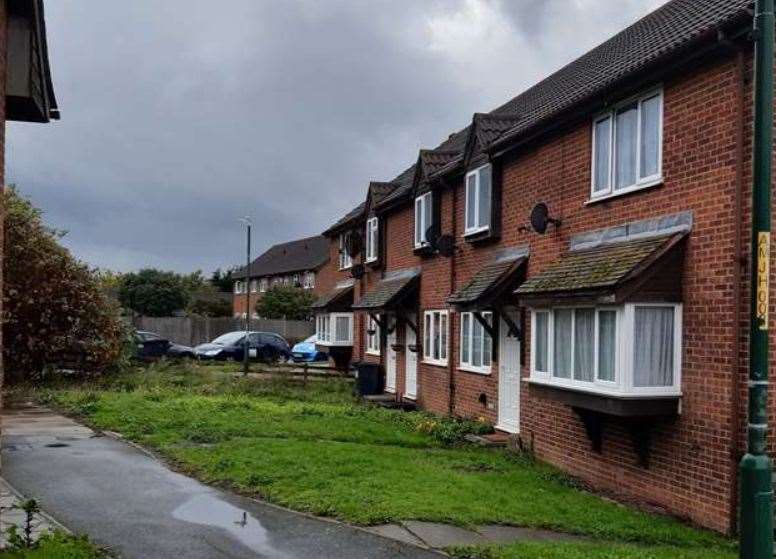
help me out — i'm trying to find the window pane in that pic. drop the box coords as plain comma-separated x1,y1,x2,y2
415,199,422,244
440,314,448,360
593,117,611,192
424,314,431,358
466,174,477,230
535,312,549,371
573,309,595,381
461,314,470,363
424,195,433,241
482,314,492,367
633,306,674,387
598,311,616,382
478,166,491,228
615,104,637,190
640,95,660,179
433,312,441,360
335,316,350,342
472,318,483,367
553,309,573,378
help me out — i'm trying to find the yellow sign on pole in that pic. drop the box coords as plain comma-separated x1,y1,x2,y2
757,231,770,330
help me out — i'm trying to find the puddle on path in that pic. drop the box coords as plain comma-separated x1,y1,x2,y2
172,493,289,558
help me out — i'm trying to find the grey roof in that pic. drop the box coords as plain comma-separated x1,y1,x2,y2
516,234,683,297
312,284,354,311
448,256,527,308
352,268,420,311
234,235,329,279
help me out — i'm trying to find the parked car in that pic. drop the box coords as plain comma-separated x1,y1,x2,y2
291,334,328,362
194,331,291,362
134,331,195,361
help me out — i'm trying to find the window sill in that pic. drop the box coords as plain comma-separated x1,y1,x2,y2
422,359,449,368
316,341,353,348
365,350,381,356
458,365,492,376
463,226,490,238
586,179,663,205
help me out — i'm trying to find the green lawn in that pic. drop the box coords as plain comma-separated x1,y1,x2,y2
448,541,736,559
28,363,736,558
0,532,108,558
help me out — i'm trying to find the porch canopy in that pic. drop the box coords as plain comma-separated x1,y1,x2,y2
352,267,420,313
312,282,354,312
515,233,686,306
448,249,527,311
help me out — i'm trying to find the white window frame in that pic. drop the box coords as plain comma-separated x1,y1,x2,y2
339,233,353,270
259,278,268,292
365,217,379,263
590,88,664,202
423,310,449,366
529,303,682,397
366,314,381,355
459,311,492,375
303,271,315,289
249,279,258,293
316,312,353,346
464,164,492,236
414,192,432,248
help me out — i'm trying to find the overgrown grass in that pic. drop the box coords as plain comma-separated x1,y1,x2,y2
448,541,737,559
0,532,108,558
23,363,735,556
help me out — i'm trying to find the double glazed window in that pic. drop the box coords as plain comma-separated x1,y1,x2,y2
531,303,681,395
464,164,492,235
365,217,379,263
316,313,353,346
459,311,492,374
592,89,663,199
366,315,380,354
259,278,268,292
414,192,433,248
303,272,315,289
423,310,448,365
339,233,353,269
234,281,245,294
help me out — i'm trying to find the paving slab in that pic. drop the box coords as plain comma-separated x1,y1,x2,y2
402,521,487,548
365,524,428,547
0,478,62,548
477,524,584,543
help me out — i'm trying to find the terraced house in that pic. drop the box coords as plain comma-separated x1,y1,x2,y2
312,0,775,535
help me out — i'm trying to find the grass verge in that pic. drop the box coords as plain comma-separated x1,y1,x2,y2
0,532,108,558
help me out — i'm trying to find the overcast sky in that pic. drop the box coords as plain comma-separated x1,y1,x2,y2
7,0,664,275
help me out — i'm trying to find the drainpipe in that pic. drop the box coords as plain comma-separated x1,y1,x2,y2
448,185,457,416
739,1,774,557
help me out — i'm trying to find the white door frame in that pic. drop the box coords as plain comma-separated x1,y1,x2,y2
404,314,418,399
497,310,521,434
385,327,397,393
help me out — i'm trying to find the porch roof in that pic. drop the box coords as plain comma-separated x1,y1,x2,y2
448,253,527,310
312,284,354,312
352,268,420,312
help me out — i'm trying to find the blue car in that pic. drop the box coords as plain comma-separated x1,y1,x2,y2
291,334,328,362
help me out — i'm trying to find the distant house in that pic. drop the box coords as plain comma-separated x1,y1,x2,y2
232,235,331,319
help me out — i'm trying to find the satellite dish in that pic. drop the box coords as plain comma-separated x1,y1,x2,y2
425,224,441,248
350,263,365,280
437,234,455,257
345,231,363,257
530,202,561,234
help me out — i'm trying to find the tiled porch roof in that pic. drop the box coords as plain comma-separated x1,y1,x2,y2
448,255,527,309
352,268,420,311
312,285,354,311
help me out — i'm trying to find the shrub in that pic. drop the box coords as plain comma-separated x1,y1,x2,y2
255,285,314,320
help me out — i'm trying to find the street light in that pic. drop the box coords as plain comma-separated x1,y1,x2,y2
239,216,252,376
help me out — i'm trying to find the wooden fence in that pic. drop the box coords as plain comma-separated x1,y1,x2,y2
132,316,314,347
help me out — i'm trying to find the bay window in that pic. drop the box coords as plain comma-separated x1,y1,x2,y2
365,217,379,263
464,164,492,235
530,303,681,396
423,310,448,365
591,89,663,200
316,312,354,346
414,192,433,248
460,311,492,374
366,315,380,354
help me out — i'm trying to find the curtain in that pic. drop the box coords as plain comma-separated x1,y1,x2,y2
478,166,491,228
640,95,660,178
535,312,549,371
594,117,611,192
597,311,616,381
440,313,448,360
336,316,350,343
633,306,674,387
472,317,483,367
483,313,492,367
461,314,470,363
466,174,477,230
423,195,433,240
553,309,573,378
615,104,637,189
433,312,441,360
573,309,595,381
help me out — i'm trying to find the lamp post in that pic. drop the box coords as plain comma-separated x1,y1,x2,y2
740,1,774,557
239,217,252,376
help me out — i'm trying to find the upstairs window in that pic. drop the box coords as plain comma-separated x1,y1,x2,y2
303,272,315,289
250,279,258,293
234,281,245,294
460,311,492,374
366,315,380,354
423,310,449,366
259,278,269,292
339,233,353,269
414,192,433,248
464,164,492,235
591,89,663,200
365,217,379,262
293,273,300,287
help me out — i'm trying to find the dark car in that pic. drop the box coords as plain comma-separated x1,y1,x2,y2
194,331,291,362
135,331,195,361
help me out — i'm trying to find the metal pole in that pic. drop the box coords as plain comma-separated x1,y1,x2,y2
241,219,252,376
740,1,774,556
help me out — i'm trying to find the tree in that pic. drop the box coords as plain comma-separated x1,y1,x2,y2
210,267,238,292
118,269,189,317
187,297,232,317
255,286,314,320
3,188,127,379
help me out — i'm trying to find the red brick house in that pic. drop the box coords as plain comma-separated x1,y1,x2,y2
232,235,329,319
316,0,768,534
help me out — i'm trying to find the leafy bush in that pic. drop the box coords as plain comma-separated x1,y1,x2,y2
187,296,232,317
3,188,128,381
255,285,314,320
118,269,189,317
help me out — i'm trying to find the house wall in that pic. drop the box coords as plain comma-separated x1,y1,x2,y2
232,265,330,317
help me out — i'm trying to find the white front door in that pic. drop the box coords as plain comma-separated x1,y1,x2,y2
404,316,418,399
385,328,397,393
497,311,521,433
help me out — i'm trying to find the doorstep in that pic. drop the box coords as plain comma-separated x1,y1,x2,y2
464,432,512,447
